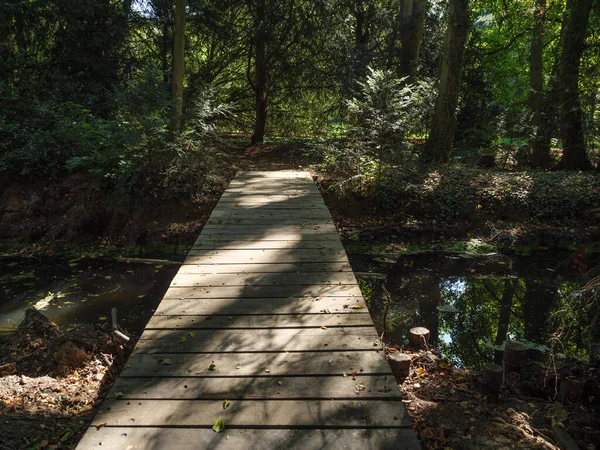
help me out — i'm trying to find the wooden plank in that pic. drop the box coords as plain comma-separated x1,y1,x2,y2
122,351,391,377
177,263,353,274
90,399,409,427
192,241,345,251
219,193,322,201
169,271,357,287
154,297,367,316
77,428,420,450
195,233,341,242
226,182,319,190
205,218,333,226
235,171,313,178
109,374,399,400
146,313,372,329
215,202,329,210
135,328,381,353
223,188,320,195
208,209,332,219
217,194,323,203
199,224,338,234
184,249,346,265
163,285,362,299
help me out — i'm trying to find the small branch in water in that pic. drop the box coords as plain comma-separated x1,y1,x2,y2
115,257,181,265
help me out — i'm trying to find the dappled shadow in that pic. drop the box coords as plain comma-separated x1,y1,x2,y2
76,171,418,449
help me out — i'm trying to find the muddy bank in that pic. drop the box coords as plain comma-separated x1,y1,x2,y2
2,145,599,257
0,173,224,254
0,308,132,449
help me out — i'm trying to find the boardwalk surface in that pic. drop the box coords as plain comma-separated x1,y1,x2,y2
77,171,419,450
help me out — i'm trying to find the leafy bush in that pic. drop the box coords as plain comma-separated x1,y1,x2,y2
310,68,435,194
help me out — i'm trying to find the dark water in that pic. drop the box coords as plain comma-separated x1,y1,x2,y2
1,252,595,369
352,252,594,368
0,256,178,335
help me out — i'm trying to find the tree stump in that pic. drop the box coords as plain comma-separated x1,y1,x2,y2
503,342,527,373
409,327,430,349
388,352,411,378
482,363,503,394
559,376,583,402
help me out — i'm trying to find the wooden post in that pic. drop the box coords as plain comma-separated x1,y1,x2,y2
111,307,118,331
409,327,430,349
388,353,411,378
503,342,527,372
482,363,503,393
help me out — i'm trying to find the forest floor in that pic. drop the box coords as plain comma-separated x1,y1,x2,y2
0,308,131,449
397,348,599,450
1,142,599,449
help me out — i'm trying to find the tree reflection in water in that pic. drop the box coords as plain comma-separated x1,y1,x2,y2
361,253,591,368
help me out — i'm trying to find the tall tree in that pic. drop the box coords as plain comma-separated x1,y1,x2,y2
350,0,375,85
529,0,551,168
398,0,428,84
250,0,268,144
169,0,186,133
424,0,470,162
557,0,594,170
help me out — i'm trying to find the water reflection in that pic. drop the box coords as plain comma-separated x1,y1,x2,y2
358,253,590,368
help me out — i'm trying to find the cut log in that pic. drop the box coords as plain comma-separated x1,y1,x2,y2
408,327,430,349
482,363,503,393
388,352,411,378
503,342,527,372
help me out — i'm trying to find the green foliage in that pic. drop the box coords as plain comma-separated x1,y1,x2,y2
310,69,435,194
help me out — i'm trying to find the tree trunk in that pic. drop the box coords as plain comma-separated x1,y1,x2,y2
251,0,268,145
168,0,186,133
352,0,373,85
529,0,551,168
423,0,470,163
156,0,173,86
493,279,515,365
558,0,593,170
398,0,427,84
0,1,15,82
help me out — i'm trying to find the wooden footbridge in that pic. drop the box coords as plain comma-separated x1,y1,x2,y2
77,171,419,449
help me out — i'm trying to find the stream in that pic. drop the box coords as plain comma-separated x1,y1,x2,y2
0,256,178,335
351,251,594,368
1,251,594,368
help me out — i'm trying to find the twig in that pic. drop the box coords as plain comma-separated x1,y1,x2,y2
380,287,392,343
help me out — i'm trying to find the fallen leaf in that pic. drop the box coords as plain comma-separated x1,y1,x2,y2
114,392,124,399
98,316,107,321
349,305,365,309
95,422,107,430
189,331,197,338
208,364,216,371
159,359,172,365
223,400,230,409
212,418,225,433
